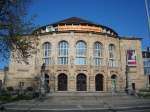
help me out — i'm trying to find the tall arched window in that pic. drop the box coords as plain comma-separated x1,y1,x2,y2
76,41,87,65
94,42,103,66
58,41,68,64
109,44,116,67
42,42,51,65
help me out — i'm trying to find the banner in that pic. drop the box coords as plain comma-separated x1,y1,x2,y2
127,50,136,66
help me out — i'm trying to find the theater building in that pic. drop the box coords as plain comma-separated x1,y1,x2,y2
1,17,146,93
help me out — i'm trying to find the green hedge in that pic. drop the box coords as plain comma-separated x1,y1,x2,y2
0,94,33,102
139,89,150,92
137,89,150,98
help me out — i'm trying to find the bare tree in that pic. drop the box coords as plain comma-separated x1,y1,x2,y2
0,0,37,64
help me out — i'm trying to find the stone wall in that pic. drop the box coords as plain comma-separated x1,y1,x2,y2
6,32,147,92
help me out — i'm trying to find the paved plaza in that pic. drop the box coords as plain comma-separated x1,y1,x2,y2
1,95,150,112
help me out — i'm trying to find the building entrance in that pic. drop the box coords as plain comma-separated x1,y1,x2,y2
111,75,117,92
45,74,49,92
77,74,86,91
58,74,67,91
95,74,104,91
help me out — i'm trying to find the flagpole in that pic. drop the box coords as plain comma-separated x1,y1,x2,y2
145,0,150,39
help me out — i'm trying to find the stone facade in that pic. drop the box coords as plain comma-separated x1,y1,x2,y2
3,17,147,93
5,32,146,92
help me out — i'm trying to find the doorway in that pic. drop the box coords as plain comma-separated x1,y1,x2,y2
95,74,104,91
58,74,67,91
77,74,87,91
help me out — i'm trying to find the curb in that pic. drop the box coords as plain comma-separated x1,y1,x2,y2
5,105,150,112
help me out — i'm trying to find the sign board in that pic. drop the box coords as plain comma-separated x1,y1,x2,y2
127,50,136,66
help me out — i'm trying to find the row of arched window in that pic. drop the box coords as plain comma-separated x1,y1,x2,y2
42,41,116,66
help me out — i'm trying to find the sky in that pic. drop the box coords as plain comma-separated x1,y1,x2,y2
29,0,150,47
0,0,150,69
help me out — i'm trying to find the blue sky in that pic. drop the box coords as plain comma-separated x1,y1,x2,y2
0,0,150,69
29,0,150,49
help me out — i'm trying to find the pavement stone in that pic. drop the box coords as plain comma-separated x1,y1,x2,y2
1,95,150,112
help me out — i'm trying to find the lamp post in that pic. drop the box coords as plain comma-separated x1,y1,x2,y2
40,63,46,97
125,50,129,94
125,65,129,94
145,0,150,40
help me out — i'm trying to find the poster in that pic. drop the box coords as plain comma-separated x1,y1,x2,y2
127,50,136,66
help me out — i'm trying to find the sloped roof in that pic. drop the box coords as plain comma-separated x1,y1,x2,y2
51,17,99,26
33,17,118,36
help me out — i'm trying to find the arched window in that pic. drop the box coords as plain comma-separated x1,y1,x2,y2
94,42,103,66
76,41,87,65
42,42,51,65
58,41,69,64
109,44,116,67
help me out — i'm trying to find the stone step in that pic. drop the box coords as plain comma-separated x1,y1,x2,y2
46,92,127,97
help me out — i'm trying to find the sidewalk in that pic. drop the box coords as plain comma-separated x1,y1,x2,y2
2,95,150,112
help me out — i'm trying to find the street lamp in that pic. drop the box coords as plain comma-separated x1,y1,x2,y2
125,50,129,94
125,64,129,94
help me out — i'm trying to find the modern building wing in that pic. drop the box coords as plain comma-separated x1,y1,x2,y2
142,48,150,87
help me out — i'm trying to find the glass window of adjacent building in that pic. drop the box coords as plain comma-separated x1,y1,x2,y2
58,41,69,65
76,41,87,65
109,44,116,67
42,42,51,65
94,42,103,66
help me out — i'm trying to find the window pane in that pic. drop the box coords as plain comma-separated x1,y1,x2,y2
95,58,102,65
43,42,51,65
76,41,87,65
94,42,102,57
109,44,115,59
76,41,86,57
76,57,86,65
58,41,69,64
43,58,51,65
58,57,68,64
